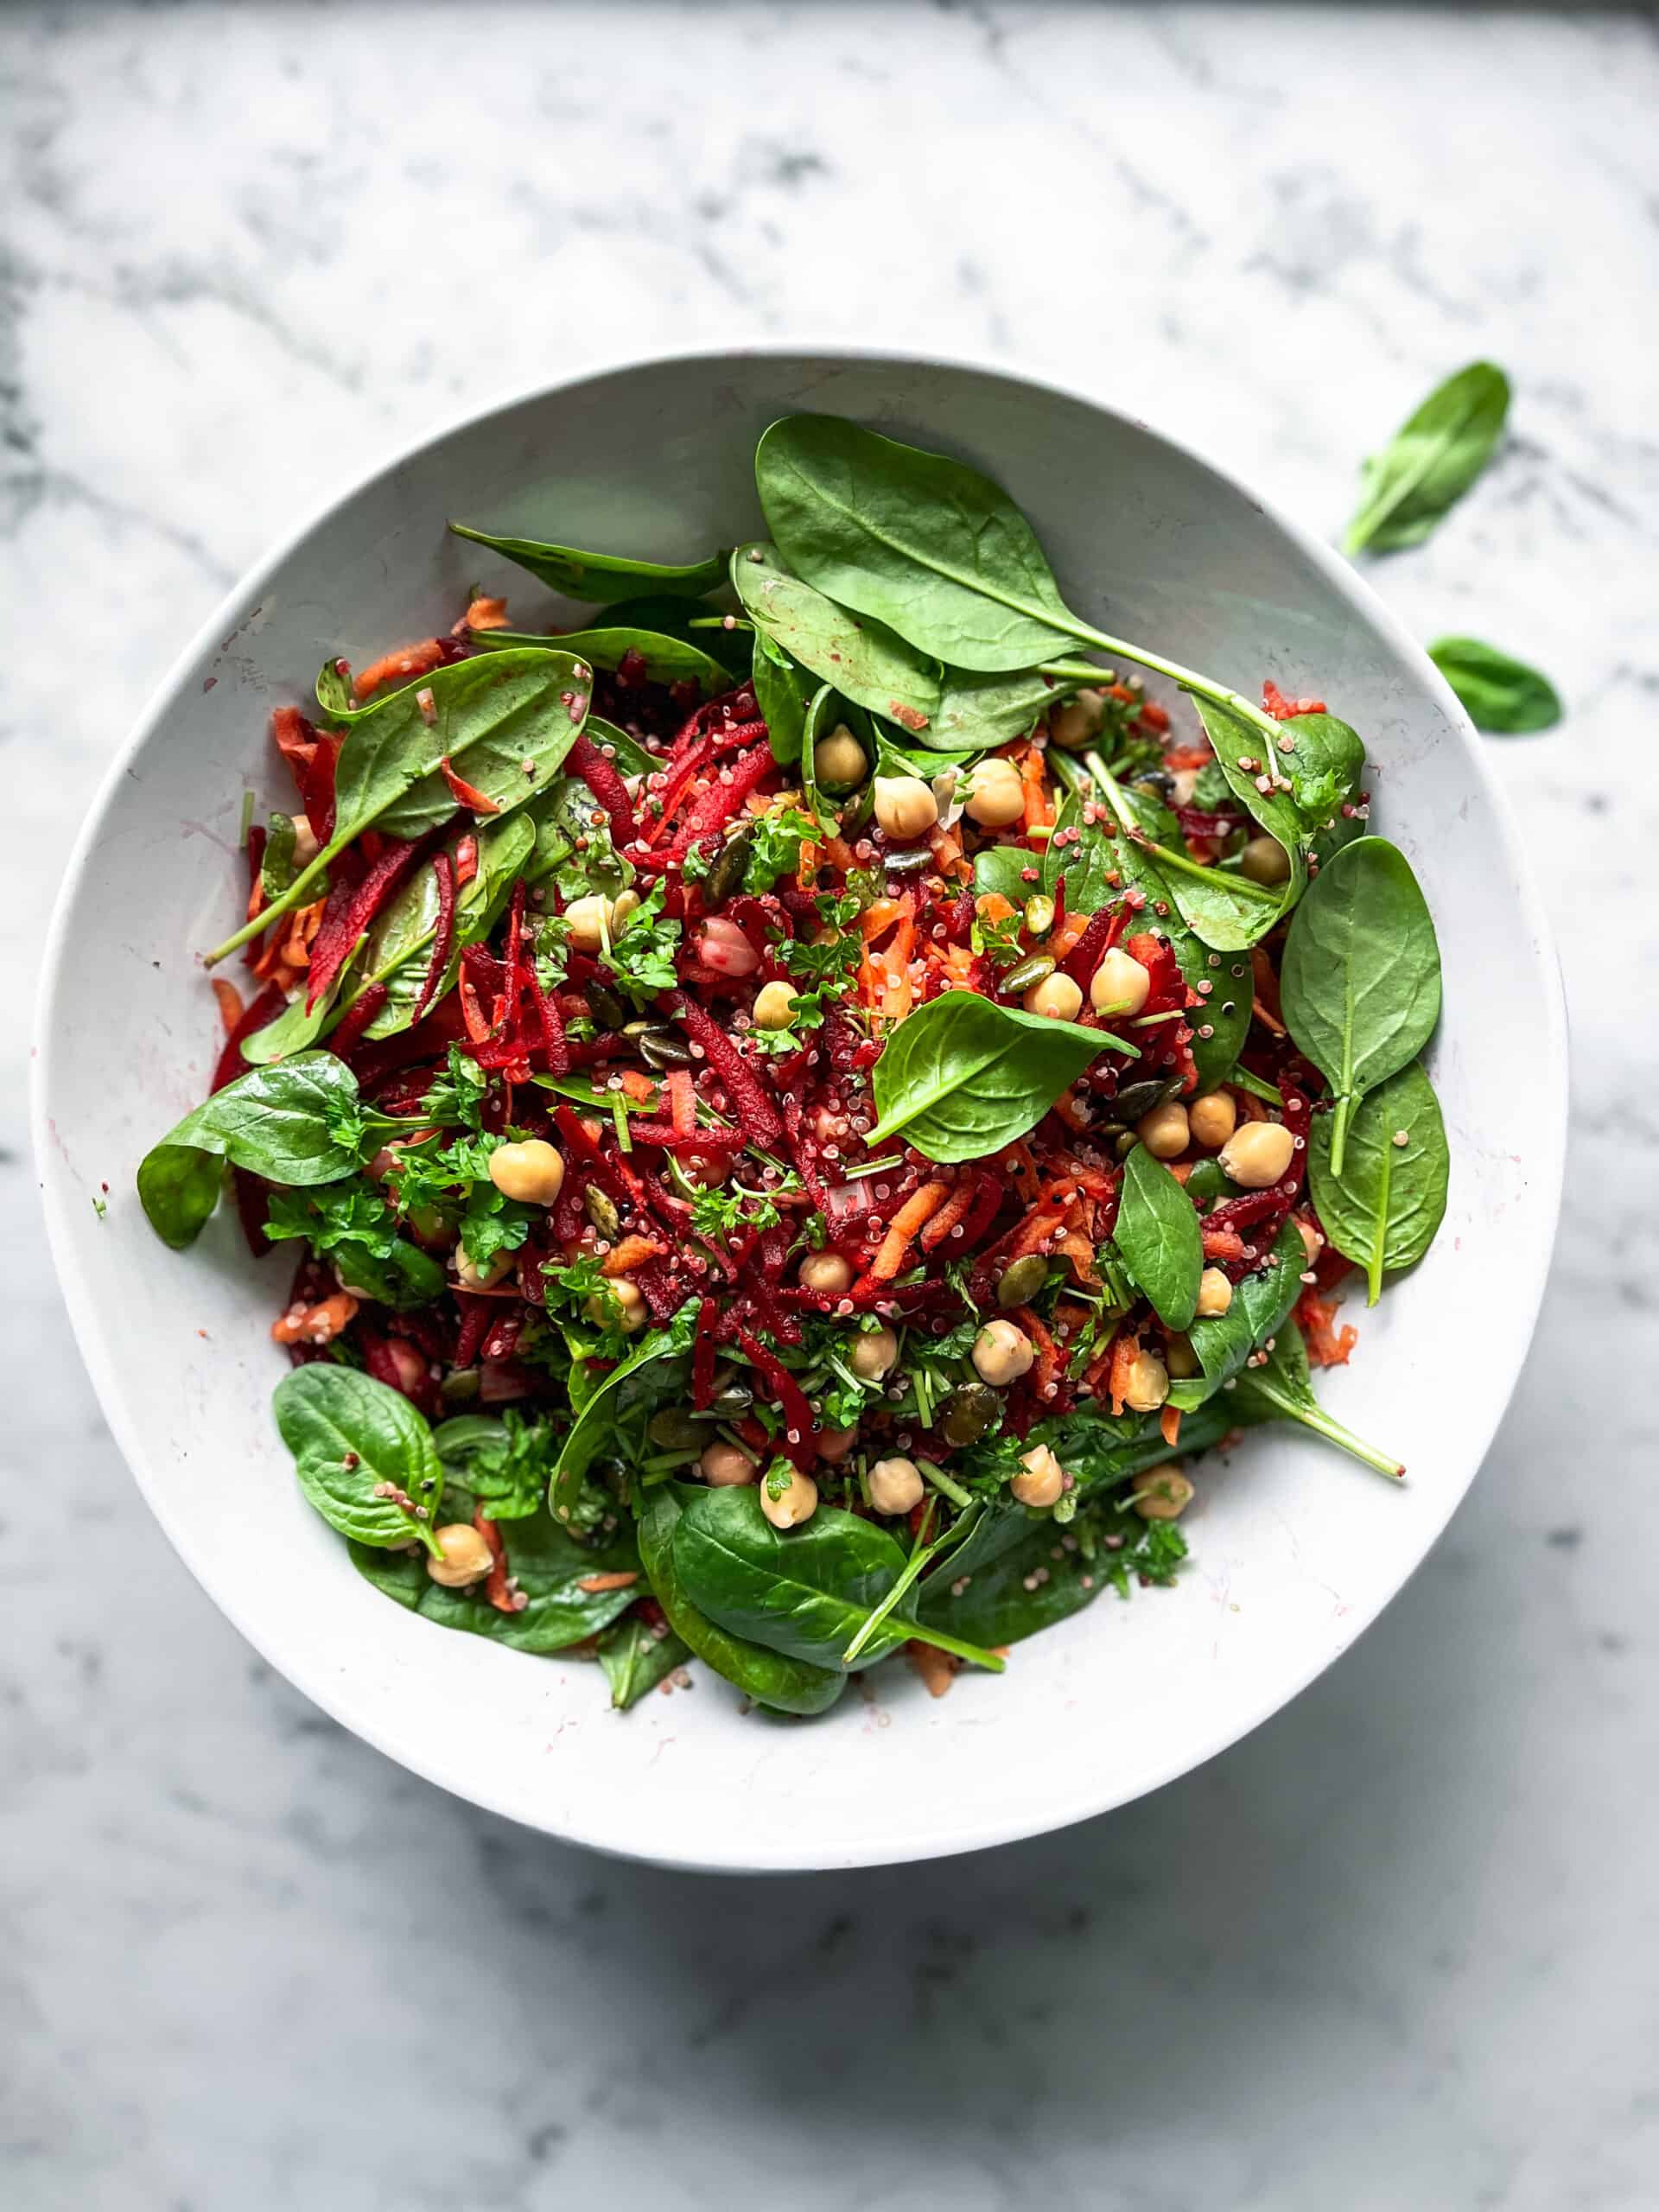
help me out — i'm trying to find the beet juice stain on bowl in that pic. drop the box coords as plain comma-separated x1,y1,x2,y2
35,351,1565,1870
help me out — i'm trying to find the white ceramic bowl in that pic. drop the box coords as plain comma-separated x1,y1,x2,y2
35,349,1566,1871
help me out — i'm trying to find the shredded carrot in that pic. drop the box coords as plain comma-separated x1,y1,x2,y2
439,755,501,815
1202,1226,1249,1263
1168,1160,1194,1185
601,1235,667,1276
1012,1306,1060,1395
454,834,479,889
1020,741,1052,836
353,638,444,702
1160,1406,1182,1449
211,979,245,1035
1006,1205,1064,1262
1107,1330,1141,1418
975,891,1016,925
824,834,858,874
472,1512,517,1615
463,596,511,632
866,1180,950,1281
1049,911,1090,957
616,1068,657,1103
1298,1287,1357,1367
918,1178,976,1251
576,1570,640,1594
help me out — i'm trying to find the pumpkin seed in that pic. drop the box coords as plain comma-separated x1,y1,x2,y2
648,1406,712,1450
1110,1075,1180,1124
1001,953,1056,997
882,844,936,878
584,1187,622,1240
1023,894,1056,938
439,1367,480,1405
996,1253,1050,1308
587,982,629,1031
937,1381,1001,1447
709,1383,753,1419
639,1025,695,1071
703,826,753,906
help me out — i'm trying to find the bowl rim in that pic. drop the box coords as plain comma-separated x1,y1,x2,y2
32,343,1567,1868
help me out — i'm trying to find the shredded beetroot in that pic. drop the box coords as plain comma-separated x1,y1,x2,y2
408,851,457,1028
1059,905,1126,988
735,1327,818,1470
307,829,442,1010
692,1297,719,1408
666,991,781,1142
657,742,774,866
302,732,344,843
211,981,288,1092
329,982,389,1058
569,731,635,844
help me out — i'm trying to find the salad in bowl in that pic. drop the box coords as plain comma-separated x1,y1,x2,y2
135,415,1448,1720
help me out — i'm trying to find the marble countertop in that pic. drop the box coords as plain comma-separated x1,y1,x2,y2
6,5,1657,2207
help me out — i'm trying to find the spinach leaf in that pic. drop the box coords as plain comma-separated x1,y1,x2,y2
1307,1059,1449,1304
1276,712,1368,834
918,1506,1188,1648
865,989,1134,1163
598,1614,693,1709
1427,637,1562,734
1112,1143,1204,1330
207,652,591,963
606,593,752,675
1231,1322,1403,1478
264,1180,447,1310
352,1485,641,1651
1166,1218,1306,1411
730,542,940,734
1078,753,1289,954
548,1303,700,1523
931,664,1086,753
636,1485,846,1717
1343,361,1510,556
273,1366,443,1554
1280,836,1441,1174
137,1053,373,1248
751,627,812,767
672,1487,917,1671
974,843,1036,904
448,521,725,603
356,811,537,1042
241,964,355,1066
1188,696,1310,916
469,624,730,697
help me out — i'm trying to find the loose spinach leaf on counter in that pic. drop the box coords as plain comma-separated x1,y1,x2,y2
448,521,727,603
273,1366,444,1555
1280,836,1441,1175
672,1488,918,1672
468,624,731,697
866,989,1134,1163
1112,1143,1205,1332
730,541,940,734
137,1052,378,1249
598,1614,693,1710
1427,637,1562,734
1307,1059,1449,1304
206,652,592,963
1343,361,1510,556
1231,1322,1404,1478
1166,1218,1306,1412
636,1485,847,1717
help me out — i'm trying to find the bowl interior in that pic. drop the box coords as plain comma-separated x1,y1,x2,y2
35,352,1564,1869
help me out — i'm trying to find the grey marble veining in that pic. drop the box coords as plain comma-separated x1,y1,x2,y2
4,5,1658,2208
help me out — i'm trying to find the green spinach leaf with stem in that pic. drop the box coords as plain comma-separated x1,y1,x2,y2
273,1366,444,1554
1166,1218,1306,1411
755,415,1289,755
207,652,591,963
448,521,726,603
1427,637,1562,734
866,989,1135,1164
597,1613,693,1709
1231,1322,1404,1479
930,662,1107,753
636,1484,846,1717
1113,1142,1205,1331
1343,361,1510,556
730,542,940,734
751,626,813,768
468,623,731,696
1280,836,1441,1175
137,1052,378,1249
1072,749,1289,954
548,1302,701,1524
1307,1059,1449,1304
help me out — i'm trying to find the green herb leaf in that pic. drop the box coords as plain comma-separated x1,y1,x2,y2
751,628,812,768
730,542,940,734
469,623,730,697
432,1411,555,1520
134,1141,225,1251
1427,637,1563,734
866,990,1134,1164
1166,1219,1307,1411
1344,361,1510,556
273,1366,444,1554
264,1179,447,1310
1307,1060,1449,1304
1112,1143,1205,1331
549,1306,700,1524
598,1614,693,1709
1280,836,1441,1175
1231,1322,1403,1478
448,521,726,603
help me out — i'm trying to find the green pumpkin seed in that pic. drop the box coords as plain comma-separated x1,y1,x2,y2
584,1187,622,1240
1023,894,1056,938
996,1254,1050,1308
937,1382,1001,1447
882,845,936,878
639,1026,695,1071
648,1406,712,1450
1110,1075,1180,1124
709,1383,753,1419
587,982,629,1031
439,1367,480,1406
704,827,753,906
1000,953,1056,998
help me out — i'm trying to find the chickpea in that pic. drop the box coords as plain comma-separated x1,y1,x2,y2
1049,688,1107,751
813,724,867,791
872,774,938,842
1122,1348,1170,1413
454,1245,514,1291
1195,1268,1234,1318
1187,1090,1236,1149
1218,1121,1296,1190
700,1440,757,1487
1090,947,1151,1017
426,1523,493,1589
1024,970,1084,1022
1164,1332,1199,1379
1239,834,1292,886
973,1318,1035,1388
963,757,1026,828
588,1278,648,1332
760,1468,819,1529
753,979,798,1029
565,889,635,952
799,1249,853,1297
698,914,760,977
680,1147,732,1191
849,1325,899,1382
817,1425,859,1464
487,1138,565,1207
1296,1217,1325,1267
1135,1467,1194,1521
1137,1101,1189,1160
1011,1443,1065,1509
868,1456,925,1516
290,815,321,868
